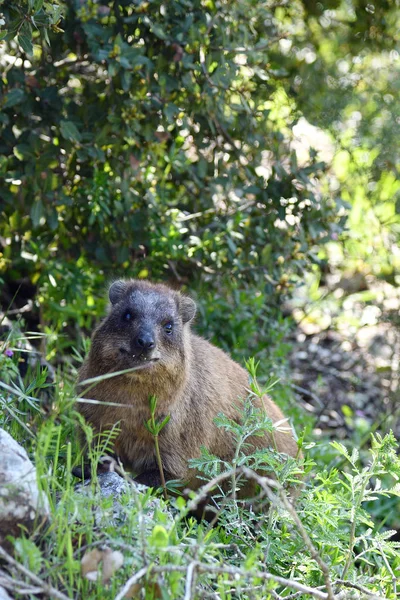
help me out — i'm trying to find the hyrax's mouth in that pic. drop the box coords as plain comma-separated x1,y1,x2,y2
119,347,161,371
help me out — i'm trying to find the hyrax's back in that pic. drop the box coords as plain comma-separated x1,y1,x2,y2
77,279,299,489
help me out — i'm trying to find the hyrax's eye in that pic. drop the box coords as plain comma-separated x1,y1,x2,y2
164,322,173,335
123,310,132,322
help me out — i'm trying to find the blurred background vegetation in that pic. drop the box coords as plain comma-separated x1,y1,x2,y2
0,0,399,417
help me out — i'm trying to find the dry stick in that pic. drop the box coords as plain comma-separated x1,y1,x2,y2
290,383,324,408
114,468,389,600
0,572,43,595
115,562,331,600
240,467,336,600
282,586,327,600
186,467,336,599
188,469,389,600
269,589,284,600
113,566,148,600
334,579,389,600
376,543,397,599
0,546,73,600
171,563,330,599
185,470,238,514
203,585,265,599
184,561,197,600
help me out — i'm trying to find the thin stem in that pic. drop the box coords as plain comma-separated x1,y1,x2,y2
154,432,168,501
341,457,377,580
377,542,397,599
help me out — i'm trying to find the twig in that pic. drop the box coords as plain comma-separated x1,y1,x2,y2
173,563,331,599
312,362,357,385
0,546,73,600
185,470,237,514
376,543,397,599
167,260,183,283
117,562,331,600
240,467,336,600
269,589,284,600
291,383,324,407
334,579,388,600
0,301,33,316
282,587,326,600
203,586,264,599
210,34,288,53
114,468,389,600
184,562,197,600
114,566,148,600
0,571,43,595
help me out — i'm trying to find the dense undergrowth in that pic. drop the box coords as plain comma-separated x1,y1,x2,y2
1,325,400,600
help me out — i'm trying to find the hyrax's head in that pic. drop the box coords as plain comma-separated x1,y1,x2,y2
90,279,196,377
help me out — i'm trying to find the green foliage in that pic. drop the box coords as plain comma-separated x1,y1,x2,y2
280,1,400,281
144,394,171,499
0,0,345,346
1,356,400,599
0,1,64,50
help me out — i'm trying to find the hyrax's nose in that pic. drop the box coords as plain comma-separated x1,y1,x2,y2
134,332,155,352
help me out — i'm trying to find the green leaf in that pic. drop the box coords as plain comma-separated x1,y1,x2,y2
34,10,50,28
149,394,158,414
19,21,33,54
4,18,23,39
14,144,33,160
31,200,44,227
158,414,170,430
331,441,350,461
148,21,167,40
4,88,25,108
42,27,50,45
144,419,153,434
164,103,180,122
60,120,82,143
14,539,43,574
47,207,59,231
149,525,169,548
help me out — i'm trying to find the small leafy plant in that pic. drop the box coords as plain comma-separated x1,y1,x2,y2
144,395,171,501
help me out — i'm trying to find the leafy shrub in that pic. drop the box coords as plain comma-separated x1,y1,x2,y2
0,0,344,347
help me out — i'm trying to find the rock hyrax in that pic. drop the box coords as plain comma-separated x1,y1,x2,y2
77,279,299,491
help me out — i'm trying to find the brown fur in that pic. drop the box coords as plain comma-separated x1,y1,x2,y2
77,280,299,491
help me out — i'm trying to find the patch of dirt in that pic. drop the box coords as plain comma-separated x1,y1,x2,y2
287,280,400,440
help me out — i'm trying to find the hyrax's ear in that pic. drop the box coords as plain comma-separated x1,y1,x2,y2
109,280,128,305
178,295,196,324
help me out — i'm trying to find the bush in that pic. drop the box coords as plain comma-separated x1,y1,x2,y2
0,0,344,348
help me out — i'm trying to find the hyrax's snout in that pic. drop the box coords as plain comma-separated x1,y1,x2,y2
134,330,155,353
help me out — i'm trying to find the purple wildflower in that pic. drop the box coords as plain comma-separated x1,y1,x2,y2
5,349,13,357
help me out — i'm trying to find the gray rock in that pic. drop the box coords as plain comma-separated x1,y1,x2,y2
0,429,50,547
82,471,132,498
75,472,174,527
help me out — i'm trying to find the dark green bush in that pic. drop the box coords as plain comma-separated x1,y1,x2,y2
1,0,345,350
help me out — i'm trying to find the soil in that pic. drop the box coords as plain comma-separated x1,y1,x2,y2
287,277,400,440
